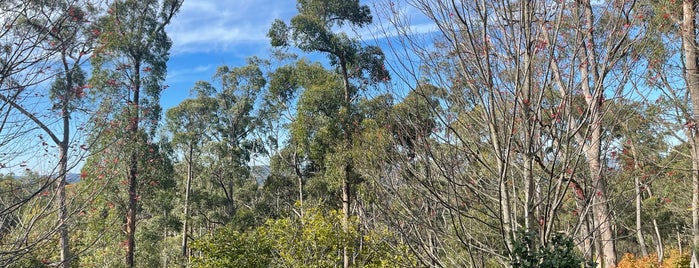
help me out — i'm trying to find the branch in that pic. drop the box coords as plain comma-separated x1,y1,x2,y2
0,93,60,145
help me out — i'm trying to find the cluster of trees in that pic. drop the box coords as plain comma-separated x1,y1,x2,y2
3,0,699,267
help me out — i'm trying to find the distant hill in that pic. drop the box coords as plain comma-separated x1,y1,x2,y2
62,166,270,185
67,173,81,184
250,165,270,185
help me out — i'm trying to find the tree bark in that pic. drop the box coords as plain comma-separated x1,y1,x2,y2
682,0,699,266
340,55,351,268
125,62,141,268
58,142,70,268
182,146,193,257
635,176,648,257
579,1,617,265
58,57,72,268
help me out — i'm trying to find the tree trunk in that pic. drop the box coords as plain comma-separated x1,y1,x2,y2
635,176,648,257
292,151,304,212
628,137,648,256
682,0,699,266
572,181,594,260
589,150,616,267
182,146,193,257
125,63,141,268
58,71,71,267
340,55,351,268
580,0,617,265
126,154,137,268
692,138,699,268
647,186,664,262
58,142,70,268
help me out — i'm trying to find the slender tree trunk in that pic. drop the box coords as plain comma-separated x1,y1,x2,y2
692,138,699,268
58,142,70,268
628,137,648,256
520,0,536,235
58,69,72,268
682,1,699,266
182,146,193,258
647,186,664,262
635,176,648,256
340,55,351,268
342,166,350,268
125,63,141,268
126,153,137,268
292,151,304,212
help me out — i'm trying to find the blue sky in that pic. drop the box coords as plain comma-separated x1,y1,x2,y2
4,0,435,175
162,1,298,110
161,0,436,111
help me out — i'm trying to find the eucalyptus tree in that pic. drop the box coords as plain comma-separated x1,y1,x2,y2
371,0,648,266
89,0,182,266
678,1,699,265
164,59,268,241
165,82,218,258
619,0,699,265
268,1,389,266
209,60,266,221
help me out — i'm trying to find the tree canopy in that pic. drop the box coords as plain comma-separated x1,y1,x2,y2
1,0,699,267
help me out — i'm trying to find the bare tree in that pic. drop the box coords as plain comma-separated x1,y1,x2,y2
365,0,647,266
0,1,96,266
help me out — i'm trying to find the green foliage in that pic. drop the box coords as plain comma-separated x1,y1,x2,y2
191,227,272,268
191,205,416,267
511,230,590,268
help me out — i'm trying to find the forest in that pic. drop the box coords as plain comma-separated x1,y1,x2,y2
3,0,699,267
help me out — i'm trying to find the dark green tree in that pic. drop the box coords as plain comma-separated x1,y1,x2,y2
268,2,389,266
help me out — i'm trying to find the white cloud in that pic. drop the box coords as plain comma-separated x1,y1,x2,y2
167,64,214,84
167,0,296,54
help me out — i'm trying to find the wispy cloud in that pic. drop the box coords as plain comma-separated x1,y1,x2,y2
167,63,215,84
167,1,296,54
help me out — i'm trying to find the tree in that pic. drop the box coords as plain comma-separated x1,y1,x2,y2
268,1,389,266
370,0,647,266
209,60,266,221
165,83,218,259
680,0,699,265
89,0,182,266
0,1,96,267
628,0,699,265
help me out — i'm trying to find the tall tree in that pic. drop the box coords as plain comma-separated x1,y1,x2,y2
165,83,217,259
0,1,95,267
680,0,699,265
268,1,389,266
628,0,699,265
210,60,265,221
90,0,182,266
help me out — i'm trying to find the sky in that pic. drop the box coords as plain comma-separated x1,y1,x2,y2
4,0,435,175
162,1,298,110
161,0,435,111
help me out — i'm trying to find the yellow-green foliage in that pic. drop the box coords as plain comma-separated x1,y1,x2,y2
192,204,416,267
617,249,689,268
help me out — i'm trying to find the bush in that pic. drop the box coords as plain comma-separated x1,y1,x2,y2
616,249,689,268
511,230,590,268
191,204,416,267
